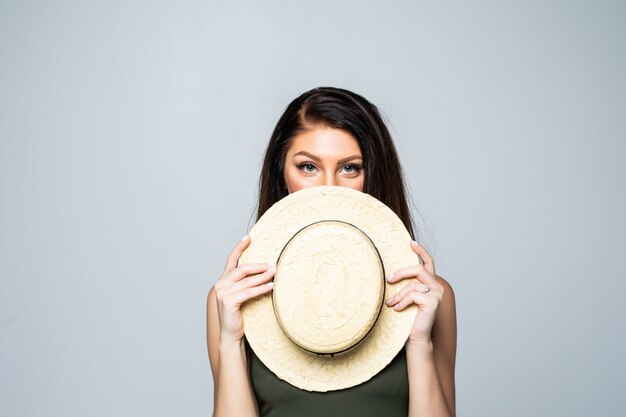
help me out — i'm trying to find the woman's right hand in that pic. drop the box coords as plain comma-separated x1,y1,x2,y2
214,235,276,345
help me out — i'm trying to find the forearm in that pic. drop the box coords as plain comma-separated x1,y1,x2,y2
214,339,259,417
406,340,454,417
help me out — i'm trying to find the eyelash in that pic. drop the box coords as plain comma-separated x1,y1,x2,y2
296,162,363,175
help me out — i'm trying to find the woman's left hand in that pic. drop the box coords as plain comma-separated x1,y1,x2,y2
385,241,444,344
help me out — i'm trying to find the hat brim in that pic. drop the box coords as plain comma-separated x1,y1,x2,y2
240,186,419,392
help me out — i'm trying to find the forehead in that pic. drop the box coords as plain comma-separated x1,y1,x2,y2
287,127,361,157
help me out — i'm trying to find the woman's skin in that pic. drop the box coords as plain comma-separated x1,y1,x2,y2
207,126,457,417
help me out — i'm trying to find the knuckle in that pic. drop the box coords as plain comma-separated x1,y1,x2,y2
214,288,224,301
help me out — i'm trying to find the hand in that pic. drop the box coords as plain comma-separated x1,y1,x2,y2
384,241,443,344
213,235,276,344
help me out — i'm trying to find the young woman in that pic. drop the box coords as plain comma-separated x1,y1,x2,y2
206,87,457,417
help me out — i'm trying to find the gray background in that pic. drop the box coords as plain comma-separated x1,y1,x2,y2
1,0,624,416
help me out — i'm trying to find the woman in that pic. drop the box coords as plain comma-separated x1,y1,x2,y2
206,87,457,417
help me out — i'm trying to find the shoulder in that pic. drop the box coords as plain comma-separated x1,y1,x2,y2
433,275,456,328
207,284,217,305
206,285,218,325
436,275,455,297
206,285,220,337
432,274,457,355
206,285,220,384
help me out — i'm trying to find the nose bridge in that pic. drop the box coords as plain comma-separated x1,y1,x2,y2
322,168,337,186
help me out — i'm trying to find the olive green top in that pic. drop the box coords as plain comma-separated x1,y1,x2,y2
245,338,409,417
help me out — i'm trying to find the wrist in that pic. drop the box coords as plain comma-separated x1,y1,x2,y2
405,337,434,354
218,335,245,352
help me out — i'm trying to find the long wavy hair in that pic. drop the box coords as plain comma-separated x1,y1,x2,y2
255,86,417,240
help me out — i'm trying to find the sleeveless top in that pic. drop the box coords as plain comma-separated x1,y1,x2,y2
245,338,409,417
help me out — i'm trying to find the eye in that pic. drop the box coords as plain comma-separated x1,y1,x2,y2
342,164,363,174
297,163,317,173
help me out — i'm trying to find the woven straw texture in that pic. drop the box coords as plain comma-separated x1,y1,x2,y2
273,220,385,354
239,186,419,392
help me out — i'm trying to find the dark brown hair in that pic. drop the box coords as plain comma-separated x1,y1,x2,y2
255,86,416,240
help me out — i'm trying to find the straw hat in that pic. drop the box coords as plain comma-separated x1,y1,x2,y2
239,185,419,392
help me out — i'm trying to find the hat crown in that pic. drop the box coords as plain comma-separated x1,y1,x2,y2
272,220,386,355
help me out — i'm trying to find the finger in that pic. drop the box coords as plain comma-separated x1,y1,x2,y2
230,281,275,306
227,265,276,293
385,279,431,306
223,235,251,274
392,290,431,311
387,264,439,287
224,262,274,283
410,241,435,276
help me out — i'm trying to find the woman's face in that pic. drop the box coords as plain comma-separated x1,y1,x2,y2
283,126,364,194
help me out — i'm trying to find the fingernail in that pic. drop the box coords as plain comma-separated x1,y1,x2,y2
241,234,249,242
387,273,394,282
267,265,276,273
265,281,274,287
385,297,393,305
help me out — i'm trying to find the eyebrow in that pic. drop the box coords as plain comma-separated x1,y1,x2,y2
293,151,363,165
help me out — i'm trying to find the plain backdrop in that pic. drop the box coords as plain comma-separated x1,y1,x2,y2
1,0,625,416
